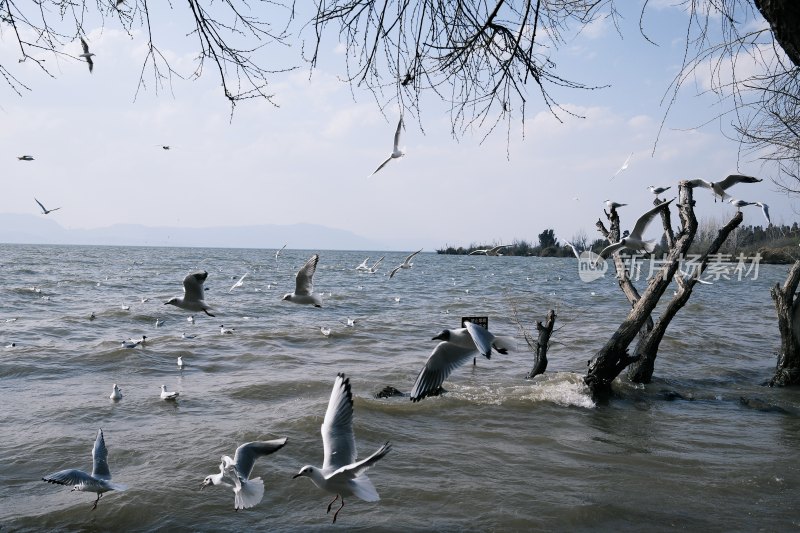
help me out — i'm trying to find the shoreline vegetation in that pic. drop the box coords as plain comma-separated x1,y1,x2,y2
437,224,800,264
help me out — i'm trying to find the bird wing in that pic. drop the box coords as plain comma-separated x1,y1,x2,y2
86,56,93,73
630,199,674,240
489,245,509,255
183,271,208,301
233,438,288,480
393,116,403,151
34,198,47,214
322,373,357,471
80,36,90,54
597,241,626,261
610,152,633,180
410,342,478,401
404,248,422,264
356,257,369,269
468,249,487,255
370,256,385,270
369,156,393,176
718,174,762,190
464,321,497,358
294,254,319,296
43,468,95,487
686,179,712,189
760,202,771,224
91,429,111,480
388,265,402,278
327,441,392,485
229,272,248,292
561,240,581,260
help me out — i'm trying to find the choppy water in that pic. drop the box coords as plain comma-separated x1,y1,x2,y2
1,244,798,531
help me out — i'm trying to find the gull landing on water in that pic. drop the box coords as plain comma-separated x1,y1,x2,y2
201,438,288,510
283,254,322,307
35,198,61,215
165,271,215,317
368,116,405,177
293,373,391,523
42,429,127,510
79,37,94,73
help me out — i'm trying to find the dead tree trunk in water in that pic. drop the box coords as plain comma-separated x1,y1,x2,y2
524,309,556,379
585,182,744,397
770,260,800,386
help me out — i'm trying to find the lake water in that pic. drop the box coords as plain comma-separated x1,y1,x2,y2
1,244,798,531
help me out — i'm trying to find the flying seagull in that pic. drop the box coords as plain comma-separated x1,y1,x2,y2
201,438,288,510
293,373,392,523
164,271,215,316
368,116,405,177
79,37,94,73
388,248,422,278
468,245,509,256
355,257,370,271
410,321,512,402
34,198,61,215
275,244,287,260
687,175,762,202
229,272,248,292
17,155,34,161
755,201,771,225
366,256,385,274
595,199,674,264
42,429,127,510
610,152,633,180
282,254,322,307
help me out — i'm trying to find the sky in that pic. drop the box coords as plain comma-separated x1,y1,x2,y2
0,1,795,251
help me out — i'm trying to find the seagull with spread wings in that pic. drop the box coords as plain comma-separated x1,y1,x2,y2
79,37,95,73
282,254,322,307
388,248,422,278
164,271,215,316
368,117,405,177
687,175,762,202
34,198,61,215
595,199,674,265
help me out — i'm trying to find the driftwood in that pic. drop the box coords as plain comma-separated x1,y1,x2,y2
524,309,557,379
586,182,744,397
770,260,800,386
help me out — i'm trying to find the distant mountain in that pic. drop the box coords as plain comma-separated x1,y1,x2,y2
0,213,384,250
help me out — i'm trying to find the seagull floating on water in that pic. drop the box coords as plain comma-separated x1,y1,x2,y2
177,356,184,369
42,429,126,510
202,438,288,510
219,324,235,335
368,116,405,177
34,198,61,215
687,175,762,202
121,335,146,349
410,321,512,402
165,271,215,317
79,36,95,73
282,254,322,307
109,384,122,401
596,199,674,264
321,327,332,337
160,384,179,400
389,248,422,278
293,373,391,523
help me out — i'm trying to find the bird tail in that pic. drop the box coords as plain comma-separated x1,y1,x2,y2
492,336,515,355
234,477,265,510
107,482,128,491
349,475,380,502
642,240,657,254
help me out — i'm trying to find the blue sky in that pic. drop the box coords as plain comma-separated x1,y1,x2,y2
0,1,793,250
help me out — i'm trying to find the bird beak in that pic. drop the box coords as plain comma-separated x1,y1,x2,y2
200,481,209,490
292,473,301,479
432,333,446,341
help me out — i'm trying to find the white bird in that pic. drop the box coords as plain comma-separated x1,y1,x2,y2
355,257,370,271
468,245,508,256
160,384,179,400
165,271,215,317
648,185,671,197
755,201,771,225
177,356,184,369
5,342,16,349
187,315,195,324
275,244,287,260
605,200,627,211
343,318,356,328
388,248,422,278
219,324,235,335
181,332,196,339
42,429,126,510
120,335,146,349
320,327,332,337
559,238,583,260
729,198,757,211
201,438,288,510
687,175,762,202
410,321,513,402
229,272,248,292
610,152,633,180
368,116,405,177
595,199,674,264
293,373,391,523
366,256,385,274
79,36,95,73
34,197,61,215
109,384,122,401
18,155,34,161
120,304,130,311
282,254,322,307
155,318,163,328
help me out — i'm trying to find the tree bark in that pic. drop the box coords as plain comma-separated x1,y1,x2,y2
770,259,800,385
755,0,800,68
525,309,556,379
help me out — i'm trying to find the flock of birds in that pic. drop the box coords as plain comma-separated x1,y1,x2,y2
39,249,516,522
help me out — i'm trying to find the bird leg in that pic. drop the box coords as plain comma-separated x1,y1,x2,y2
326,493,340,514
203,309,215,317
91,492,102,510
332,497,345,523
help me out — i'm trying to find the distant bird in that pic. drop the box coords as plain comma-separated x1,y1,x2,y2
275,244,287,260
595,199,674,264
687,175,762,202
320,327,332,337
366,256,385,274
154,318,163,328
177,355,184,369
388,249,422,278
160,145,171,150
755,201,771,225
181,332,196,339
187,315,195,324
160,384,179,401
79,36,94,73
109,384,122,401
468,245,508,256
605,200,627,211
355,257,370,271
34,198,61,215
610,152,633,180
559,238,584,260
368,116,405,177
5,342,16,349
121,335,146,349
282,254,322,307
202,438,288,510
219,324,235,335
293,373,391,523
42,429,126,510
17,155,34,161
164,271,215,317
120,304,130,311
648,185,671,198
344,318,356,328
89,312,96,321
410,321,512,402
229,272,248,292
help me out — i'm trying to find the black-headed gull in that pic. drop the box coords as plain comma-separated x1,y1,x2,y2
34,197,61,215
355,257,370,271
755,201,771,225
160,384,179,400
610,152,633,180
165,271,215,317
687,175,762,202
201,438,288,510
368,117,405,177
17,155,34,161
293,373,391,523
648,185,671,198
282,254,322,307
42,429,126,510
366,256,384,274
605,200,627,211
410,321,512,402
79,36,94,73
388,248,422,278
219,324,235,335
229,272,248,292
595,199,674,264
121,335,146,349
468,245,508,256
